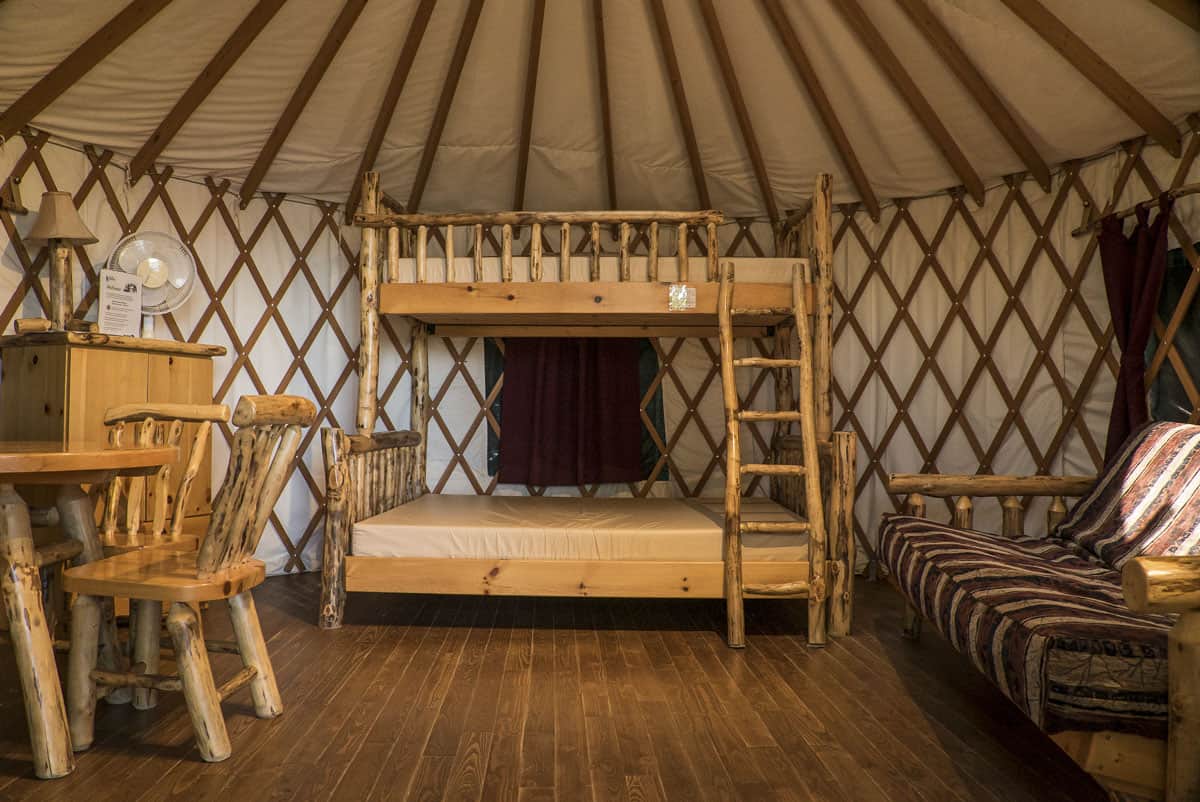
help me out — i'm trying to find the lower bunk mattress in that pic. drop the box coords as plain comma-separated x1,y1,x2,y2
352,495,808,562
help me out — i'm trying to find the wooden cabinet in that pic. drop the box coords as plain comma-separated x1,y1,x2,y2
0,332,226,528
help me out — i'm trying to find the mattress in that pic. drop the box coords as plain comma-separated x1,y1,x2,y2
352,495,808,562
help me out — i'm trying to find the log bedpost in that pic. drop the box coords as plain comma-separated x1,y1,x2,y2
320,428,351,629
411,325,430,494
444,224,455,281
706,221,718,282
589,221,601,281
356,172,382,437
677,223,688,281
828,431,857,637
473,223,484,282
502,224,513,282
647,221,659,281
618,222,630,281
531,222,543,281
559,222,570,282
794,261,828,648
717,261,743,648
809,173,833,442
902,491,925,640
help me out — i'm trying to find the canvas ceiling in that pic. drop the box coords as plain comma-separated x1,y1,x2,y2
1,0,1198,215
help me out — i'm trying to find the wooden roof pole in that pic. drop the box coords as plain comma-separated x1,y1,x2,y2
239,0,368,208
593,0,618,210
128,0,288,183
0,0,175,142
1146,0,1200,32
344,0,438,220
647,0,710,208
696,0,779,222
833,0,986,205
514,0,547,209
758,0,880,221
999,0,1182,157
406,0,486,212
895,0,1052,193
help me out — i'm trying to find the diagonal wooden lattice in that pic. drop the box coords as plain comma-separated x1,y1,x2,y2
3,125,1197,573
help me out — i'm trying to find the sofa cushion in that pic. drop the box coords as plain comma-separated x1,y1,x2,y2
1055,422,1200,568
880,515,1174,738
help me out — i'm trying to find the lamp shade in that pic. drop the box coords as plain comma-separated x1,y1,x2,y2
25,191,97,245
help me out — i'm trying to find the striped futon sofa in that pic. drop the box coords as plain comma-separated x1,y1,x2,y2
882,422,1200,802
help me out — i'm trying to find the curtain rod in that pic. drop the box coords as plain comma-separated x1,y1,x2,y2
1071,181,1200,238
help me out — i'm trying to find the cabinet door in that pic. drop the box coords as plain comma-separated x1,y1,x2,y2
147,353,214,520
66,347,149,446
0,345,68,443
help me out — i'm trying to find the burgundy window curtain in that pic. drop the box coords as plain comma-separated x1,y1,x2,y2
1098,195,1174,464
498,338,644,486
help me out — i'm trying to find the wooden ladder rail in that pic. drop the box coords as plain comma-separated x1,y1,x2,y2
718,260,829,648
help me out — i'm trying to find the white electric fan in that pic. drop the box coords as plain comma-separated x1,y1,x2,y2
107,231,197,337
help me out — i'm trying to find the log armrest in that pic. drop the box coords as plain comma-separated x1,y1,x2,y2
1123,556,1200,614
885,473,1096,537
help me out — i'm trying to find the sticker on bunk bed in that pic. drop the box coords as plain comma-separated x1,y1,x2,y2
668,283,696,311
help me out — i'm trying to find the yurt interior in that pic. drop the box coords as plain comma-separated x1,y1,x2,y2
1,1,1199,800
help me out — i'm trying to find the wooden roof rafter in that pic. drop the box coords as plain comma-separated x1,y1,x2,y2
696,0,779,222
128,0,289,183
406,0,487,213
998,0,1182,158
593,0,618,209
1146,0,1200,32
758,0,880,221
895,0,1052,193
514,0,547,210
833,0,986,206
646,0,711,209
344,0,438,221
239,0,368,209
0,0,175,142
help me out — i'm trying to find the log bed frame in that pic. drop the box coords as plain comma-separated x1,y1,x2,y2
320,172,857,647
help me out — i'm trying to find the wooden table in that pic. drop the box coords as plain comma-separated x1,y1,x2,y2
0,441,177,779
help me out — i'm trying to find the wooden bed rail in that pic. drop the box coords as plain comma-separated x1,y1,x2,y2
320,427,424,629
887,473,1096,537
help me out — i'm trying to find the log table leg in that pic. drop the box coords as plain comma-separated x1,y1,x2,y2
0,483,75,778
57,483,132,705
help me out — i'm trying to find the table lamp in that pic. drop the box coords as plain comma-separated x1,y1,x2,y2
25,191,98,330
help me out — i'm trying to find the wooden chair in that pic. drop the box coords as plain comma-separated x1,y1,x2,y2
100,402,231,551
63,394,316,761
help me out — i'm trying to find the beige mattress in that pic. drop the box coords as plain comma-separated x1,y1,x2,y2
352,495,808,562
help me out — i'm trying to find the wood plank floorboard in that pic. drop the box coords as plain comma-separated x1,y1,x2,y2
0,574,1109,801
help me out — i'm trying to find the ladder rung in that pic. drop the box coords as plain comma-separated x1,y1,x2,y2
741,463,805,476
743,581,810,597
737,410,803,422
731,307,792,316
732,358,806,368
739,520,810,534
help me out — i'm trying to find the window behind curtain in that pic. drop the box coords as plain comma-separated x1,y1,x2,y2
1149,242,1200,422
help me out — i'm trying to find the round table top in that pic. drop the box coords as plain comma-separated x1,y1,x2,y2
0,441,179,484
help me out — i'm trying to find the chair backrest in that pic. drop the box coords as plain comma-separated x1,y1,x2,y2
102,402,231,545
195,394,316,577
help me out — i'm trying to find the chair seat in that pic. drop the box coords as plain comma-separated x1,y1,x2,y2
64,547,265,603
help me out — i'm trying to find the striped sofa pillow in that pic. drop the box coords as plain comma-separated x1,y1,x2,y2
1055,421,1200,568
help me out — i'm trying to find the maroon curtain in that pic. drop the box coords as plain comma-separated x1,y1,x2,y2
498,338,643,485
1098,195,1173,464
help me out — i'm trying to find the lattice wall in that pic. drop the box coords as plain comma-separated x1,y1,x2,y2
2,124,1197,574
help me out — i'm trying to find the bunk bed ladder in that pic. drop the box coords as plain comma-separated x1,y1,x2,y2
717,260,828,648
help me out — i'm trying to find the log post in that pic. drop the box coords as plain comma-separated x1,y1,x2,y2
356,172,382,436
416,225,428,282
228,591,283,719
531,222,543,281
677,223,688,281
794,261,827,648
49,240,73,330
411,326,430,494
2,484,74,776
1001,496,1024,538
902,491,924,640
618,222,630,281
66,593,100,754
1048,495,1067,533
473,224,484,282
387,226,400,283
953,496,974,529
1168,611,1200,802
706,221,718,282
647,221,659,282
589,221,601,281
167,602,231,762
809,173,833,442
444,224,455,281
131,599,163,710
559,222,570,282
502,224,513,282
717,262,743,648
828,431,856,637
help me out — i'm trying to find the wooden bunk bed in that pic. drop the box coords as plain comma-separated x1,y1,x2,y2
319,172,857,647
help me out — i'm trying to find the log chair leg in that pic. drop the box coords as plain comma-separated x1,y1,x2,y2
57,484,131,704
228,591,283,719
1167,610,1200,802
132,599,163,710
166,602,231,762
66,593,101,753
902,601,923,641
1,484,74,777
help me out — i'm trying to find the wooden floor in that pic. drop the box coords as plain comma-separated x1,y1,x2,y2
0,575,1107,802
